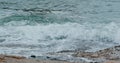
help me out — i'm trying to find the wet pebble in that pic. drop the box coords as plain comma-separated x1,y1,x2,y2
30,55,36,58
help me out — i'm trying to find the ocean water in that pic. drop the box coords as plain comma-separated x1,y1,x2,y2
0,0,120,59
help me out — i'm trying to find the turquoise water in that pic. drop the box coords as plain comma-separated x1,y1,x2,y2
0,0,120,59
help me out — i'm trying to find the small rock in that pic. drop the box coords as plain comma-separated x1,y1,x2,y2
30,55,36,58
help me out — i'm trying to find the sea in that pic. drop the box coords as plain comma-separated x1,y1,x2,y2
0,0,120,62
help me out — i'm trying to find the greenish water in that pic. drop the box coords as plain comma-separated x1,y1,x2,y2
0,0,120,62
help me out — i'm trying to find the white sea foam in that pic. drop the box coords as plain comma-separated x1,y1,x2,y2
0,0,120,62
0,22,120,56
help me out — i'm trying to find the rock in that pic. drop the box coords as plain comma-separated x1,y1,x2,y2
73,45,120,63
30,55,36,58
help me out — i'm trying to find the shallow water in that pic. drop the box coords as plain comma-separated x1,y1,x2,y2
0,0,120,61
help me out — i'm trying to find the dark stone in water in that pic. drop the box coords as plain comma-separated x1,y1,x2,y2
30,55,36,58
46,56,51,59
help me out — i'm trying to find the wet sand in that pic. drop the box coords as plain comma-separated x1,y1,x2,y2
0,54,74,63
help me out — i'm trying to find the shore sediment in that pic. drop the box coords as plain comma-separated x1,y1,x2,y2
73,45,120,63
0,45,120,63
0,54,74,63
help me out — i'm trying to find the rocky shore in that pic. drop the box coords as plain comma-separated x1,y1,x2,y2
0,45,120,63
0,54,73,63
73,45,120,63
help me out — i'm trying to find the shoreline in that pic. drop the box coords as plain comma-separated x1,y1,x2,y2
73,45,120,63
0,54,73,63
0,45,120,63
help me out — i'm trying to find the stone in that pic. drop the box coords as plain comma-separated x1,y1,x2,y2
30,55,36,58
